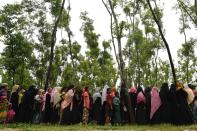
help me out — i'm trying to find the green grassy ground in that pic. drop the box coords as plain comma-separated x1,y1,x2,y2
0,124,197,131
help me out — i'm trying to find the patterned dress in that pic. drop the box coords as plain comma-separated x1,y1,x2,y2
0,88,9,123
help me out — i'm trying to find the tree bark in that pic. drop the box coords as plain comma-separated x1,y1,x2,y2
101,0,123,80
195,0,197,16
147,0,177,85
186,56,189,83
66,0,78,85
155,47,159,86
45,0,66,90
108,0,125,81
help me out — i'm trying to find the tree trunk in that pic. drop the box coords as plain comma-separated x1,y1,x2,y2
155,47,159,86
186,56,189,83
108,0,125,81
66,0,78,85
45,0,66,90
137,48,141,86
101,0,121,76
147,0,177,85
195,0,197,16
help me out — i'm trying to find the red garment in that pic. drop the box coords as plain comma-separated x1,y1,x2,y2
83,91,90,109
130,86,136,93
106,94,113,107
137,91,146,104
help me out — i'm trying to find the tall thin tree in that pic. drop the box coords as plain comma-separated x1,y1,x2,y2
45,0,66,90
146,0,177,85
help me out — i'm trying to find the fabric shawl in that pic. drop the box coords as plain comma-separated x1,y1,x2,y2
150,87,162,119
183,86,194,105
102,85,109,105
51,87,62,107
130,86,136,93
83,91,90,109
137,91,146,104
61,89,74,110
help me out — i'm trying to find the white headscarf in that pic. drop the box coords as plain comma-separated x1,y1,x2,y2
93,88,101,104
51,86,62,107
102,85,109,105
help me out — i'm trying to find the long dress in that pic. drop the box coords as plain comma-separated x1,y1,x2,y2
136,91,148,125
120,86,135,124
174,88,194,125
129,92,137,117
10,92,19,122
112,97,121,125
22,86,37,123
150,87,162,124
60,89,74,125
0,88,9,123
72,93,81,124
43,93,52,123
145,87,151,124
93,97,101,124
159,83,172,124
32,95,43,124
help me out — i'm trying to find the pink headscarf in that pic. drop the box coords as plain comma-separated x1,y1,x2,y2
61,89,74,110
130,86,136,93
150,87,162,119
137,91,146,104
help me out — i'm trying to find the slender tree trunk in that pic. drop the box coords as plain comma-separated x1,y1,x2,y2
186,56,189,83
66,0,78,85
137,48,141,86
45,0,66,90
155,47,159,86
101,0,120,72
195,0,197,16
108,0,125,81
147,0,177,85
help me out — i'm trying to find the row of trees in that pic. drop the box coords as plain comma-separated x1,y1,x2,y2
0,0,196,90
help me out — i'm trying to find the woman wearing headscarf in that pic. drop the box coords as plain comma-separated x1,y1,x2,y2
10,85,20,122
0,83,9,124
171,83,194,125
32,89,44,124
51,87,62,123
92,88,101,124
100,85,109,125
112,91,121,125
17,88,25,122
43,87,53,123
129,86,137,117
82,86,90,125
150,87,162,124
72,87,82,124
120,80,135,124
60,85,75,124
105,88,113,125
136,86,147,124
22,85,37,123
159,83,172,124
144,87,151,124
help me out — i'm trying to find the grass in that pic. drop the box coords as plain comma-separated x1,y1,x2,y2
0,123,197,131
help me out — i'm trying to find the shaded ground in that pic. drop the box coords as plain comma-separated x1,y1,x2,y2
0,124,197,131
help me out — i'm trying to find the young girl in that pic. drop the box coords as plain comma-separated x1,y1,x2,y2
112,92,121,125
